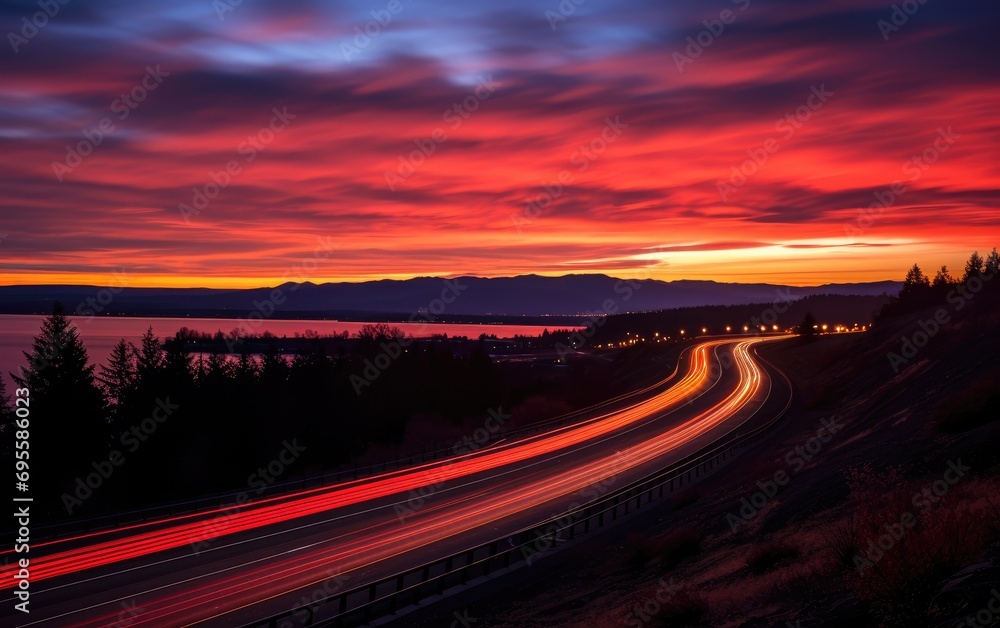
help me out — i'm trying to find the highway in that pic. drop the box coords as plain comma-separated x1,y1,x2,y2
0,336,792,627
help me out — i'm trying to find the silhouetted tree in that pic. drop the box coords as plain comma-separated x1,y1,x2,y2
354,323,406,356
0,377,11,413
985,247,1000,276
14,303,107,517
98,339,137,425
0,377,14,458
901,263,930,295
202,350,233,386
162,336,194,386
963,251,986,283
260,342,289,384
798,311,817,336
932,265,955,290
135,326,164,383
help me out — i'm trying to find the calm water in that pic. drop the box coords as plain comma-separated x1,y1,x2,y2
0,314,567,384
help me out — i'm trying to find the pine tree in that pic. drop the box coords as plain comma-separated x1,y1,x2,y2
163,336,193,385
98,339,137,423
260,341,288,385
799,311,817,336
985,247,1000,276
0,376,11,414
0,377,14,458
903,263,929,287
135,326,164,382
932,265,954,289
964,251,985,283
13,303,107,515
900,263,930,302
235,351,257,381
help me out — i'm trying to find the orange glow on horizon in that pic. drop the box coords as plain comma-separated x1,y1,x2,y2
0,246,987,290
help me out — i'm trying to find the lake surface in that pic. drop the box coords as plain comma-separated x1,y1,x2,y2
0,314,568,384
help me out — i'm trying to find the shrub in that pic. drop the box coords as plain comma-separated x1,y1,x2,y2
671,488,700,511
856,505,989,626
935,377,1000,433
624,532,658,571
659,526,702,568
823,465,991,625
656,589,709,627
746,541,799,574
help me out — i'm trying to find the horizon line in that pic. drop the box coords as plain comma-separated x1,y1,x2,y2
0,272,903,292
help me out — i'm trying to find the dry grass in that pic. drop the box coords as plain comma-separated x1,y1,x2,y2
822,468,993,626
745,540,800,574
653,588,709,627
623,526,703,573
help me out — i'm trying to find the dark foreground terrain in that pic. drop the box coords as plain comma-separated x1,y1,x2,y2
403,298,1000,627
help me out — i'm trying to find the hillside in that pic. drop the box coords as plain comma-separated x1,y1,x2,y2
0,275,901,318
403,284,1000,626
590,293,890,345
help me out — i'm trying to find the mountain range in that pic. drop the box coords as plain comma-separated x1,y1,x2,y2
0,275,901,318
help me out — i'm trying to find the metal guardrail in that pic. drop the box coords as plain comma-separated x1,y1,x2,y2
244,345,794,628
33,350,687,540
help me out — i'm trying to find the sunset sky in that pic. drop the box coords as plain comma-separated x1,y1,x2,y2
1,0,998,288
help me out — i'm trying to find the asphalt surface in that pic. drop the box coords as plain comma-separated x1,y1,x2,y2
0,336,793,627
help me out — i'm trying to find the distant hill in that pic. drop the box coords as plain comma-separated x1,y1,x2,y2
0,275,901,318
590,293,892,346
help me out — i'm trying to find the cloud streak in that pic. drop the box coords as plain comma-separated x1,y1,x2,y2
1,0,998,286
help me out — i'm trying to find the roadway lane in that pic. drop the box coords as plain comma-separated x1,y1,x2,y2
1,336,792,627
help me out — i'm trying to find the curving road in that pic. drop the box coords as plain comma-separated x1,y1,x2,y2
0,336,792,627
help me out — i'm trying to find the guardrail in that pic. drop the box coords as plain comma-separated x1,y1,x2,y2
244,345,794,628
33,349,687,540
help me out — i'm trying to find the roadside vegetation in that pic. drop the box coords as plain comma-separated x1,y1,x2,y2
404,247,1000,627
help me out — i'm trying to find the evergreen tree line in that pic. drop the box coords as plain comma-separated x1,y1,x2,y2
1,311,502,521
877,247,1000,321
